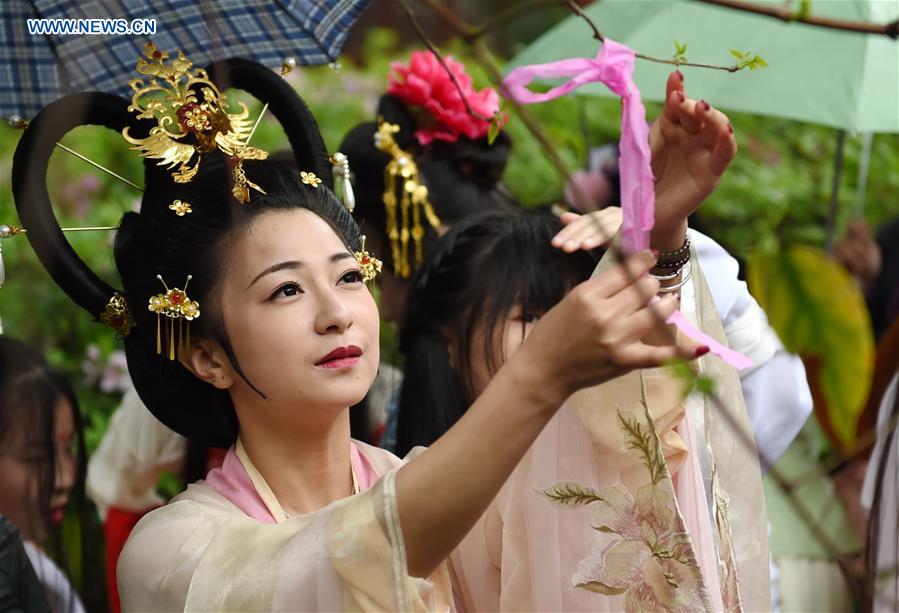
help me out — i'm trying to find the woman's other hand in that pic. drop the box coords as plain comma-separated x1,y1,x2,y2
552,207,623,253
513,249,705,405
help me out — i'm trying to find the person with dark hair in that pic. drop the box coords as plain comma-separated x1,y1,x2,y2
394,77,814,608
834,217,899,341
394,207,813,610
338,51,517,324
338,51,518,445
0,336,87,613
13,48,703,610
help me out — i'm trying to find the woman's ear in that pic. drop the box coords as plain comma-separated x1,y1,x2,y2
179,339,234,390
443,333,458,371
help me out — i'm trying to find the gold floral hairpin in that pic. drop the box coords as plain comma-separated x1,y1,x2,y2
355,235,382,284
148,274,200,361
374,119,441,278
121,43,269,204
300,171,321,188
169,199,192,216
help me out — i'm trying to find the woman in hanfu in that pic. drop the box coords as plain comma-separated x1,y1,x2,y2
397,49,796,611
12,48,705,611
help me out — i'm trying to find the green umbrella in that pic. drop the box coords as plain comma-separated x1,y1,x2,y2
508,0,899,133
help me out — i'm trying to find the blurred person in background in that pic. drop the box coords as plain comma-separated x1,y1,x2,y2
0,336,88,613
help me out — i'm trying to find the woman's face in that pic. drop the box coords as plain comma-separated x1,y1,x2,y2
215,209,380,428
0,396,76,542
466,305,540,398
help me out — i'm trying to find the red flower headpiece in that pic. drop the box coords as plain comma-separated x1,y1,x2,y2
387,51,500,146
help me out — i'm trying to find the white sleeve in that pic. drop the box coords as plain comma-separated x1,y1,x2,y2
691,229,813,468
86,386,186,517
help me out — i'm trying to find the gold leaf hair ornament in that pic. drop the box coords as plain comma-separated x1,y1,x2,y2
355,235,383,284
374,119,442,279
148,274,201,361
329,152,355,212
121,43,269,204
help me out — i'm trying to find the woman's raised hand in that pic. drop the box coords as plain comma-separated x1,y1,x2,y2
650,71,736,249
512,249,704,403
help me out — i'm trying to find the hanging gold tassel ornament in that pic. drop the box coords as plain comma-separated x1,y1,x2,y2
148,274,201,361
374,119,441,278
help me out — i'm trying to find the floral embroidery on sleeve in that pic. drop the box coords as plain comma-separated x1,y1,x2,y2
540,405,713,612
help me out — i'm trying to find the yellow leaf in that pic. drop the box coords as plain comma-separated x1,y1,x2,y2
748,245,874,449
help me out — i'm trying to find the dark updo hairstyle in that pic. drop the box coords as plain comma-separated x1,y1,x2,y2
393,208,600,457
0,336,89,611
338,93,517,272
12,58,361,449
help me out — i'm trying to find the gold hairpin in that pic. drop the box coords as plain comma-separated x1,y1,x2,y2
374,119,441,279
148,274,200,361
100,293,136,338
121,43,269,204
355,235,382,284
300,171,322,188
329,152,355,212
169,199,193,216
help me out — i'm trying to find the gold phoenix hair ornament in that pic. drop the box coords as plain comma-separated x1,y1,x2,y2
355,235,382,284
148,274,200,361
374,119,441,279
121,43,269,204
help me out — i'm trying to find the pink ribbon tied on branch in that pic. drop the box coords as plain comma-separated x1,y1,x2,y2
502,39,752,370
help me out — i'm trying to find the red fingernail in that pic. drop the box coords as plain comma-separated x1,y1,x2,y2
676,91,685,103
726,123,733,134
650,249,659,259
675,70,684,81
695,346,710,357
700,100,710,111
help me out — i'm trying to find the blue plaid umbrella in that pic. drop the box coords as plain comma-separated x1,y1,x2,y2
0,0,370,119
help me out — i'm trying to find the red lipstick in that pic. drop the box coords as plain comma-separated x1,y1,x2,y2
315,345,363,369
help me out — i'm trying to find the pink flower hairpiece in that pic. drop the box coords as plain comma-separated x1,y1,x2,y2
388,50,500,146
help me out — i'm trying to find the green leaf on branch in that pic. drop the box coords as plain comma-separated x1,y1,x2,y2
748,245,874,450
487,108,509,145
667,357,716,399
797,0,812,20
729,48,768,71
672,39,688,64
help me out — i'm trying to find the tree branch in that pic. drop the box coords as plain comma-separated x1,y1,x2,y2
565,0,743,72
398,0,492,122
696,0,899,38
464,0,564,43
